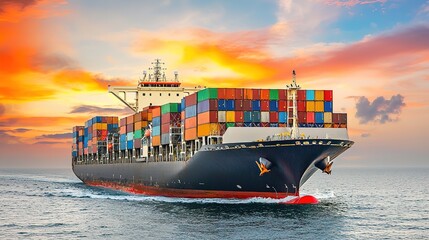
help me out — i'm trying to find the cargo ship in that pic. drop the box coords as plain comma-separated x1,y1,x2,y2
72,60,353,204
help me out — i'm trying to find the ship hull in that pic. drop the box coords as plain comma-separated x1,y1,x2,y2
73,139,353,199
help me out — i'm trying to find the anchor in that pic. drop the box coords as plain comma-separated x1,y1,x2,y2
255,157,272,176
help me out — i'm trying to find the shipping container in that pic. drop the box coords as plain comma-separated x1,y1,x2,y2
244,111,252,122
298,112,307,123
324,112,332,123
315,90,324,101
306,101,315,112
306,112,315,123
127,132,133,141
235,111,244,122
185,117,197,128
152,126,161,136
126,123,134,133
324,90,333,101
269,112,279,123
279,89,287,100
161,112,181,125
298,101,306,112
242,100,252,111
315,101,324,112
269,100,278,111
261,100,269,111
226,111,235,122
260,89,270,100
135,121,142,130
269,89,279,100
225,88,236,99
217,88,227,99
324,101,333,112
278,100,286,111
181,98,185,112
126,115,133,125
226,123,235,128
252,111,261,122
197,88,218,102
197,111,218,124
134,138,142,148
161,133,170,145
244,89,253,99
315,112,324,124
197,123,220,137
185,93,197,107
252,89,261,99
218,111,226,122
161,103,181,114
261,112,269,122
161,123,170,133
185,105,197,118
235,88,244,99
306,90,315,101
278,112,287,123
134,112,141,122
297,90,306,101
152,136,160,146
252,100,261,111
234,99,244,111
184,127,197,141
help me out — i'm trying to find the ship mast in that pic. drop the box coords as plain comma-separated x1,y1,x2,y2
286,70,301,139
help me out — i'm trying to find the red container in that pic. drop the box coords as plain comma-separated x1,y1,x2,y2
141,111,148,121
161,112,181,125
235,111,244,122
185,93,197,107
298,112,307,123
161,123,170,133
269,112,279,123
297,90,306,101
324,90,333,101
278,100,287,111
261,100,270,111
225,88,236,99
134,138,142,148
234,100,244,111
242,100,252,111
235,88,244,99
126,123,134,133
134,112,142,122
252,89,261,99
260,89,270,100
306,112,315,123
218,88,227,99
279,89,287,100
120,126,126,134
339,113,347,124
297,101,306,112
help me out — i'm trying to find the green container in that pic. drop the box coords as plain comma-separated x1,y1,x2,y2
197,88,218,102
226,123,235,128
269,89,279,100
161,103,180,114
134,129,142,139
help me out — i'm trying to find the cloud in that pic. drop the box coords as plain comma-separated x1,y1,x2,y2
0,0,38,12
69,105,130,114
0,103,4,116
36,132,72,139
355,94,405,124
361,133,371,137
13,128,31,133
321,0,386,7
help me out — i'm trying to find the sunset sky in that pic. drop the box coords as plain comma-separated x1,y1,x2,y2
0,0,428,168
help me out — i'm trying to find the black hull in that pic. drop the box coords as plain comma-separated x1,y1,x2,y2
73,139,353,199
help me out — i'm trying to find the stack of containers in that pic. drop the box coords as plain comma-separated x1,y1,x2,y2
132,106,155,148
152,107,161,146
332,113,347,128
72,126,84,158
184,92,197,141
119,117,127,151
125,115,134,150
81,116,118,155
160,103,181,145
296,89,334,128
196,88,219,137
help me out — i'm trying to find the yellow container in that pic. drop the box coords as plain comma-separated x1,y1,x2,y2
315,101,324,112
226,111,235,122
324,112,332,123
306,101,315,112
197,123,220,137
315,90,324,101
101,123,107,130
324,123,332,128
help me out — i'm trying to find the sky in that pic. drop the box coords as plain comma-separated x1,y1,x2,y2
0,0,428,168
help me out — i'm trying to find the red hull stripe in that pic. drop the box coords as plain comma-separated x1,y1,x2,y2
86,180,295,199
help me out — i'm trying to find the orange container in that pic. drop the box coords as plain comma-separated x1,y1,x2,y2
148,112,153,121
184,128,197,141
225,88,236,99
315,90,324,101
235,111,244,122
126,115,133,124
141,121,148,128
152,107,161,117
152,135,160,146
198,111,218,124
315,101,324,112
244,89,253,99
112,117,118,124
198,123,220,137
135,121,142,130
306,101,315,112
260,89,270,100
324,123,332,128
185,117,197,128
107,117,113,124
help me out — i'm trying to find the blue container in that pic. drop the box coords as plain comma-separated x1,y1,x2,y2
84,128,88,137
269,100,278,111
324,101,333,112
120,134,126,143
244,111,252,122
278,112,287,123
126,132,133,141
152,116,161,126
78,136,83,142
185,105,197,118
270,123,279,127
315,112,324,123
88,133,92,140
218,99,226,111
197,100,210,113
152,126,160,136
225,100,235,111
180,98,185,111
306,90,315,101
252,100,261,111
127,140,133,150
83,140,88,148
252,111,261,122
119,141,126,150
72,151,77,157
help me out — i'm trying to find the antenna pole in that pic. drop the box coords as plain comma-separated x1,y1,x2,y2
287,70,301,139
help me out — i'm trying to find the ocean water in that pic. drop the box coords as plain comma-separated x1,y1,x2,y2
0,168,427,239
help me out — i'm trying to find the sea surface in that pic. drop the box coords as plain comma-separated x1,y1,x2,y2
0,168,427,239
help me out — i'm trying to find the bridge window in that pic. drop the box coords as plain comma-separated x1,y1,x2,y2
143,93,145,96
177,93,179,96
168,93,171,96
149,93,152,96
160,93,162,96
